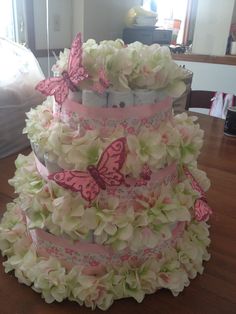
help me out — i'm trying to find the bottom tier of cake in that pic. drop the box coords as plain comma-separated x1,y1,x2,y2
0,201,210,310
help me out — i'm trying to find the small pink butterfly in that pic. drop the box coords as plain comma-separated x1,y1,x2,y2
140,165,152,181
93,68,110,94
48,138,126,202
36,33,88,104
194,199,212,222
135,178,148,187
184,166,212,221
184,166,206,200
134,165,152,187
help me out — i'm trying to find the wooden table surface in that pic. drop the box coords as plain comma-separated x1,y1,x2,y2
0,113,236,314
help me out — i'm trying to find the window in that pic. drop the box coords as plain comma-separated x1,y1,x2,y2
0,0,27,45
0,0,15,41
142,0,189,44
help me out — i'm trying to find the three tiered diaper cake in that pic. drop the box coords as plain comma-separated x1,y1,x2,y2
0,34,212,310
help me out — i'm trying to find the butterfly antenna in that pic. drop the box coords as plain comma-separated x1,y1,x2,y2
52,50,59,62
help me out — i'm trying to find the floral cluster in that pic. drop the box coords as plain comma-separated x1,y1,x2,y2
8,153,209,251
0,202,210,310
24,102,204,176
23,99,54,148
52,38,186,97
173,113,204,164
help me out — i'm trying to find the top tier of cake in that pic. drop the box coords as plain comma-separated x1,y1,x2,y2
49,34,187,98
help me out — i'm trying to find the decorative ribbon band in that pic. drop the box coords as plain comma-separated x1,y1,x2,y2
34,154,49,181
54,98,173,136
61,97,172,120
34,153,177,192
27,218,185,276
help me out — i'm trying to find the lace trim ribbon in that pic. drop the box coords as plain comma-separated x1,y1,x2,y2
54,97,173,134
25,216,185,275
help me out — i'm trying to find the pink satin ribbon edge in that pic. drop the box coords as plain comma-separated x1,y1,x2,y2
62,97,172,120
34,153,177,187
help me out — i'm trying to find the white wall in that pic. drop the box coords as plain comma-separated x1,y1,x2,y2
192,0,235,55
83,0,113,41
72,0,84,38
37,0,141,75
175,60,236,94
74,0,141,41
37,56,56,77
106,0,143,39
33,0,72,49
232,0,236,24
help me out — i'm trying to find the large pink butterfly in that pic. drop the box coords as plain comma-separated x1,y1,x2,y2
184,166,212,221
36,33,88,104
48,138,126,202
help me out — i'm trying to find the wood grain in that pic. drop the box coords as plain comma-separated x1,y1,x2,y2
0,115,236,314
172,53,236,66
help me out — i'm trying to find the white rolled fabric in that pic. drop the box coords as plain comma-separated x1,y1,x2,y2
82,90,107,107
31,143,45,165
107,90,134,108
134,89,157,106
44,153,62,174
155,90,166,102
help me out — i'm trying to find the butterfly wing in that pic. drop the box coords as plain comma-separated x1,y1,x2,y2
69,66,89,87
97,138,126,186
67,33,88,86
48,170,100,202
194,199,212,222
93,69,110,94
35,33,88,103
35,77,69,104
140,165,152,181
99,68,109,88
184,167,206,199
93,82,105,94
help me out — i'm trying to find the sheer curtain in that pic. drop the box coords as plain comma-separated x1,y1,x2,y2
0,0,15,41
0,0,27,45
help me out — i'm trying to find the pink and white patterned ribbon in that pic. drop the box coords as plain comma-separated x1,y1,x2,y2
34,153,177,185
27,220,185,275
61,97,172,120
34,153,178,205
54,97,173,135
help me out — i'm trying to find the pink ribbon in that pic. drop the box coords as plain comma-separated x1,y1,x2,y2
34,152,178,192
61,97,172,120
34,154,49,180
27,219,185,275
184,166,212,221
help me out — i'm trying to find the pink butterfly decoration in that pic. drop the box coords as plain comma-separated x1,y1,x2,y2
184,166,206,199
134,165,152,187
35,33,88,104
48,138,126,202
184,166,212,221
93,68,110,94
140,165,152,181
194,199,212,222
